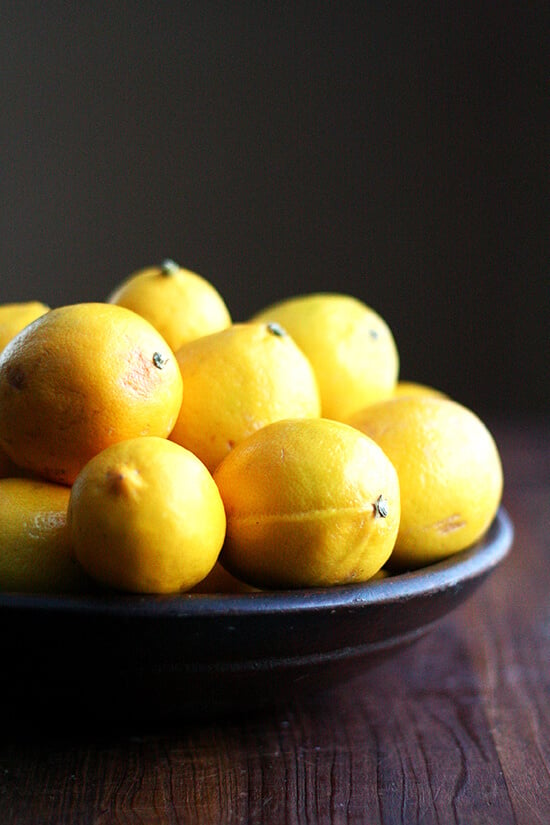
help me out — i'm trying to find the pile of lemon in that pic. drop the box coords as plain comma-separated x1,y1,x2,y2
0,261,503,595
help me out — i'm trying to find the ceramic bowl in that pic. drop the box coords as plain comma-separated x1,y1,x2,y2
0,508,513,722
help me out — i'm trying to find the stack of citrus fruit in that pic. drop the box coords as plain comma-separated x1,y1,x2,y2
0,262,503,595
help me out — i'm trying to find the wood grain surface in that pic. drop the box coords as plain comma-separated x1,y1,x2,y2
0,418,548,825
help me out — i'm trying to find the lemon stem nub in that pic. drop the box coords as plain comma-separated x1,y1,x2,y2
374,495,389,518
160,259,179,275
153,352,167,369
266,322,286,337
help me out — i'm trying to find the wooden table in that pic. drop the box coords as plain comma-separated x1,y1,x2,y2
1,418,548,824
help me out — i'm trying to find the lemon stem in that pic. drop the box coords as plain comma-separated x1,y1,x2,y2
160,259,179,275
266,322,286,337
374,495,389,518
153,352,167,369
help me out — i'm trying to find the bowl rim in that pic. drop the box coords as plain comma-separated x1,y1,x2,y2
0,507,513,620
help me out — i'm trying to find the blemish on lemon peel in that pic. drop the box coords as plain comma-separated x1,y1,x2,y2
374,495,389,518
160,259,179,275
6,366,26,390
431,514,466,534
122,349,164,396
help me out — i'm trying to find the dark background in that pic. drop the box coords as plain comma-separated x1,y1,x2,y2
1,2,547,416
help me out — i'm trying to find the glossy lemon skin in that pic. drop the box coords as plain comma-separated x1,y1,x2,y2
170,322,321,473
68,437,226,594
252,293,399,421
214,417,400,589
0,477,90,593
348,396,503,567
108,261,231,352
0,303,183,485
0,301,49,354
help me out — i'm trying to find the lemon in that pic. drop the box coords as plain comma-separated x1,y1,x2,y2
0,301,49,354
170,322,321,473
68,437,226,594
0,478,90,593
251,293,399,421
213,417,400,589
107,259,231,352
393,381,447,399
0,303,183,485
348,396,503,567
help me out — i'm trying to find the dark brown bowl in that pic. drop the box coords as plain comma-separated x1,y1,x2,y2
0,508,513,723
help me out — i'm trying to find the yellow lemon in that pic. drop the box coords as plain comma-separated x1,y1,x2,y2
251,293,399,421
213,418,400,589
107,259,231,352
68,437,226,594
0,478,90,593
0,301,49,353
393,381,447,399
347,396,503,568
170,322,321,473
0,303,183,485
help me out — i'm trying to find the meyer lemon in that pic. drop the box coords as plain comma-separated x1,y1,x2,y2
0,478,90,593
68,436,226,594
251,293,399,421
0,301,49,353
213,417,400,589
170,322,321,473
347,396,503,568
107,259,231,352
0,303,183,485
393,381,447,399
